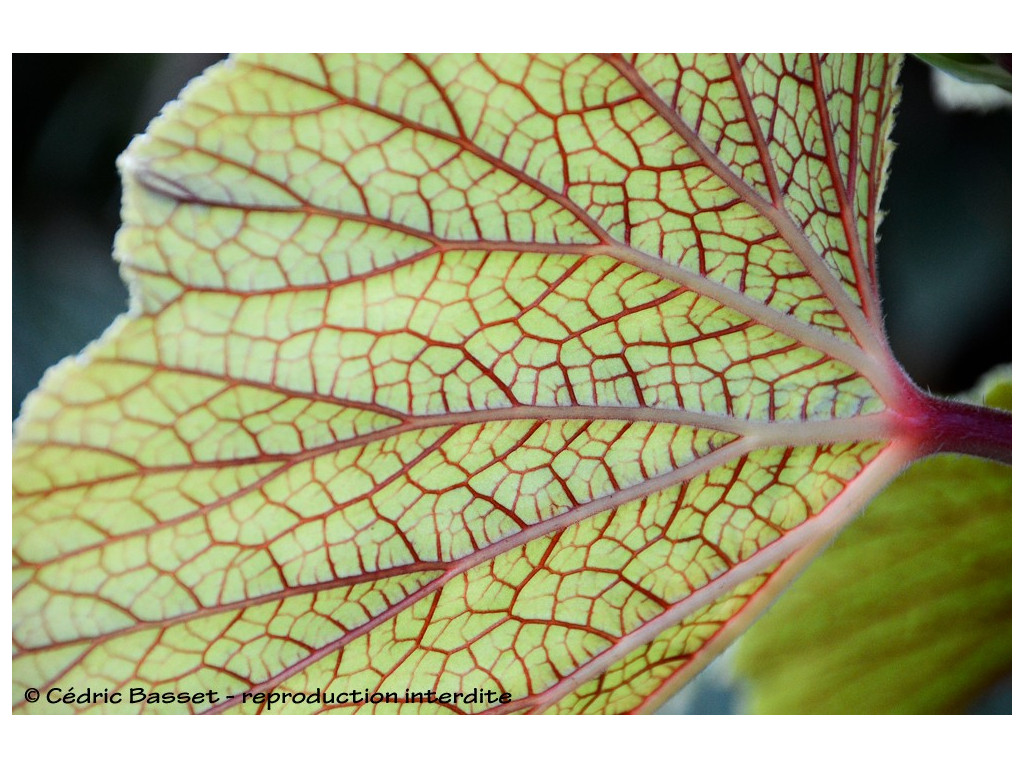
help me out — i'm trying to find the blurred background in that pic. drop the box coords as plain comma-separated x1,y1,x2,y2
11,54,1011,713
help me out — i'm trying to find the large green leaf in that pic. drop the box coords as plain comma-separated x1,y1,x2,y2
12,54,1008,714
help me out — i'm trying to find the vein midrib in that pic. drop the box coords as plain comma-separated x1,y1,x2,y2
17,406,893,648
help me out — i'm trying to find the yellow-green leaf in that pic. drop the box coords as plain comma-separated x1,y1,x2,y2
13,54,1008,714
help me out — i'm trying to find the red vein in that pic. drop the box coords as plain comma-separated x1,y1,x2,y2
406,54,468,139
18,403,893,507
600,54,892,378
491,439,915,714
198,435,757,713
127,166,892,403
245,58,611,245
866,56,898,290
725,53,784,208
808,54,881,332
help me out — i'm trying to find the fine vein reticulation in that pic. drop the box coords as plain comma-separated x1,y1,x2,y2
14,53,910,714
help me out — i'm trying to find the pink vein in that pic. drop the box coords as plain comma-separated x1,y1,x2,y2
490,439,915,714
600,54,891,371
866,56,897,290
126,167,893,403
808,54,882,333
194,434,751,714
17,395,894,562
725,54,784,208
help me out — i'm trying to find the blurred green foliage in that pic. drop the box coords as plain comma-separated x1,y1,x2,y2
914,53,1012,92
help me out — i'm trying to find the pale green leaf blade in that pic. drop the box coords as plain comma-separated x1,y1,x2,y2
14,54,955,715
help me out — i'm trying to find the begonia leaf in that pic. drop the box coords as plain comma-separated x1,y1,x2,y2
13,54,1009,714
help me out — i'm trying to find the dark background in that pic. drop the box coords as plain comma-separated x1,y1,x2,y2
12,54,1011,416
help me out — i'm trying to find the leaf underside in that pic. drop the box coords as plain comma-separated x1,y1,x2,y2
14,54,912,714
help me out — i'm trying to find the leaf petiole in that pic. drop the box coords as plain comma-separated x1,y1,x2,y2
899,391,1012,465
